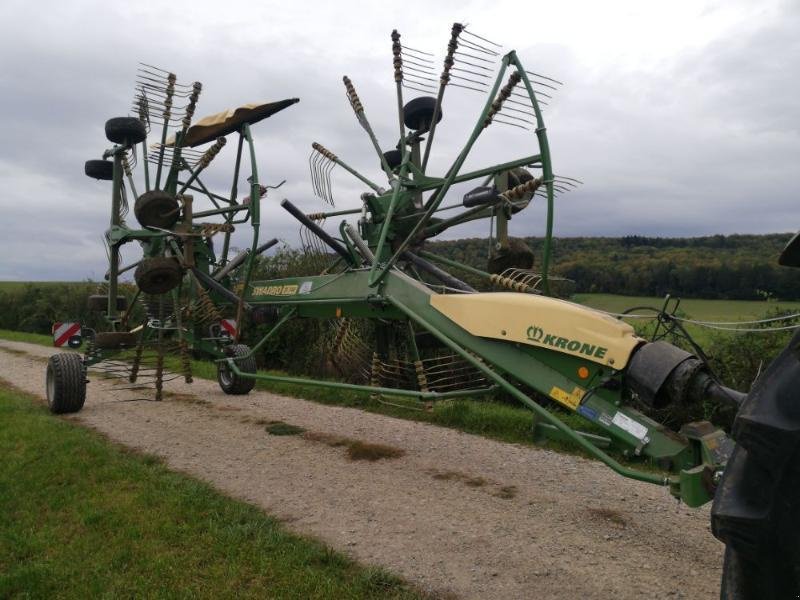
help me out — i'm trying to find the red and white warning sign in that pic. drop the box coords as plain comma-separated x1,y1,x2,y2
220,319,237,337
52,322,81,347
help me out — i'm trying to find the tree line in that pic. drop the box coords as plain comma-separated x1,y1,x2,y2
427,233,800,300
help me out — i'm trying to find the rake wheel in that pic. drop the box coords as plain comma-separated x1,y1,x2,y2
134,257,182,295
134,191,180,229
93,331,138,349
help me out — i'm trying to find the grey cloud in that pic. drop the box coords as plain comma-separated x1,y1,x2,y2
0,0,797,280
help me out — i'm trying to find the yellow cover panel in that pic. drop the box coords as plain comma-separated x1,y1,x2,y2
430,293,642,368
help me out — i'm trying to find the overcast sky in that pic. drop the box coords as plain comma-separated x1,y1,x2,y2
0,0,797,280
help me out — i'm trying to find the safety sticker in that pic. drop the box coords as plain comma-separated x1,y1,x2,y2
549,386,582,410
612,411,648,440
220,319,237,337
52,322,81,347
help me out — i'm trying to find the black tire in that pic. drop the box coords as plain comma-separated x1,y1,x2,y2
93,331,138,349
134,257,182,295
382,149,402,171
87,294,128,312
46,353,86,414
134,191,180,229
402,96,442,131
105,117,147,146
711,329,800,599
217,344,256,395
85,159,114,181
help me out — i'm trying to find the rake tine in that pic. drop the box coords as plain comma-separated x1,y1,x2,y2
511,88,553,101
454,50,495,65
450,73,489,88
403,83,437,94
555,175,584,185
553,177,579,188
452,66,490,79
493,117,529,130
324,158,337,205
403,58,436,72
507,96,549,108
403,47,436,62
461,28,502,48
308,149,320,197
448,82,487,94
405,72,438,85
403,63,436,77
458,38,500,57
497,111,534,126
502,104,536,119
314,154,325,198
525,70,564,86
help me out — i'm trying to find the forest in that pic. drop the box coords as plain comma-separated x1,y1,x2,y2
427,233,799,300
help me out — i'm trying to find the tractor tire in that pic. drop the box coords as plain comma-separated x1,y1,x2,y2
46,353,86,414
134,257,182,295
217,344,257,395
93,331,138,349
105,117,146,146
134,191,180,229
711,328,800,599
87,294,128,312
85,159,114,181
403,96,442,131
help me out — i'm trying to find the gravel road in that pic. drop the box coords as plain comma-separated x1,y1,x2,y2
0,340,723,599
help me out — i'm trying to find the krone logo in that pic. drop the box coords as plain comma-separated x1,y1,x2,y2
526,325,544,342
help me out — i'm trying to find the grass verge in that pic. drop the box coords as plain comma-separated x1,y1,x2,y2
0,380,426,599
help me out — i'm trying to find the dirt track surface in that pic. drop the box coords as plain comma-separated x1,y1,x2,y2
0,340,723,599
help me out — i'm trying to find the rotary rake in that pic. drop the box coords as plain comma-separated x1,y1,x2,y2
46,24,800,598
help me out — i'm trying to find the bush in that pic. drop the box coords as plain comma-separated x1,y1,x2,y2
0,282,139,335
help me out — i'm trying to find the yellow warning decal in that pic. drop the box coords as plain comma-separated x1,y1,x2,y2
549,386,583,410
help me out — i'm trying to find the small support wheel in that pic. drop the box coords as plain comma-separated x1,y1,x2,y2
134,257,183,295
105,117,146,146
217,344,257,395
46,353,86,414
85,159,114,181
134,191,180,229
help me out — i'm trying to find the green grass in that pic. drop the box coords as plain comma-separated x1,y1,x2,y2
0,381,425,599
574,293,800,344
573,293,800,321
0,328,54,346
0,281,82,291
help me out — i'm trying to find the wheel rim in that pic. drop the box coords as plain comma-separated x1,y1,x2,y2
219,364,233,387
46,364,55,406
